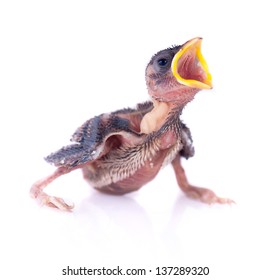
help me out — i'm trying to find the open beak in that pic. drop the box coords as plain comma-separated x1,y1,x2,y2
171,37,212,89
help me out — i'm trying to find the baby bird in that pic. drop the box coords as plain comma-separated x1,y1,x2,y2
31,37,233,211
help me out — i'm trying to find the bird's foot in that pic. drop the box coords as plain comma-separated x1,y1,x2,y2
38,192,73,211
31,186,74,211
184,185,235,204
30,167,74,211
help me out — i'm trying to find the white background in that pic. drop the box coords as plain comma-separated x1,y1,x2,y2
1,1,269,279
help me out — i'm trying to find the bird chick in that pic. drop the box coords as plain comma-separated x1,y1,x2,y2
30,37,233,211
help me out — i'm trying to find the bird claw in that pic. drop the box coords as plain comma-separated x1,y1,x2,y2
30,167,74,211
214,196,235,205
186,186,235,205
45,196,74,211
37,193,74,211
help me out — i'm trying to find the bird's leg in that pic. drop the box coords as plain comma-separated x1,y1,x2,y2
30,167,74,211
172,154,234,204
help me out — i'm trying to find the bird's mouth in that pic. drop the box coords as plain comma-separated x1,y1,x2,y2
171,37,212,89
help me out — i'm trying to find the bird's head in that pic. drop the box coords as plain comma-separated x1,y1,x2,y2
145,37,212,106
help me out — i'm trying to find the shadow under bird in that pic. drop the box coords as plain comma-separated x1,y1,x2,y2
31,37,233,211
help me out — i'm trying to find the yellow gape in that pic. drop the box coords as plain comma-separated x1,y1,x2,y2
171,37,212,89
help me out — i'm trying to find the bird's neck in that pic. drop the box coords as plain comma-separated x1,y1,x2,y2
140,99,182,134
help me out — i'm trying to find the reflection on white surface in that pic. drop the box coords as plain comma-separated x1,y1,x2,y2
1,161,270,279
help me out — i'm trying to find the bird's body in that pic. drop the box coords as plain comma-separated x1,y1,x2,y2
31,37,233,211
81,103,184,194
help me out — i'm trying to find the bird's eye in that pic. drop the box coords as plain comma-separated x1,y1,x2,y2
157,58,168,67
